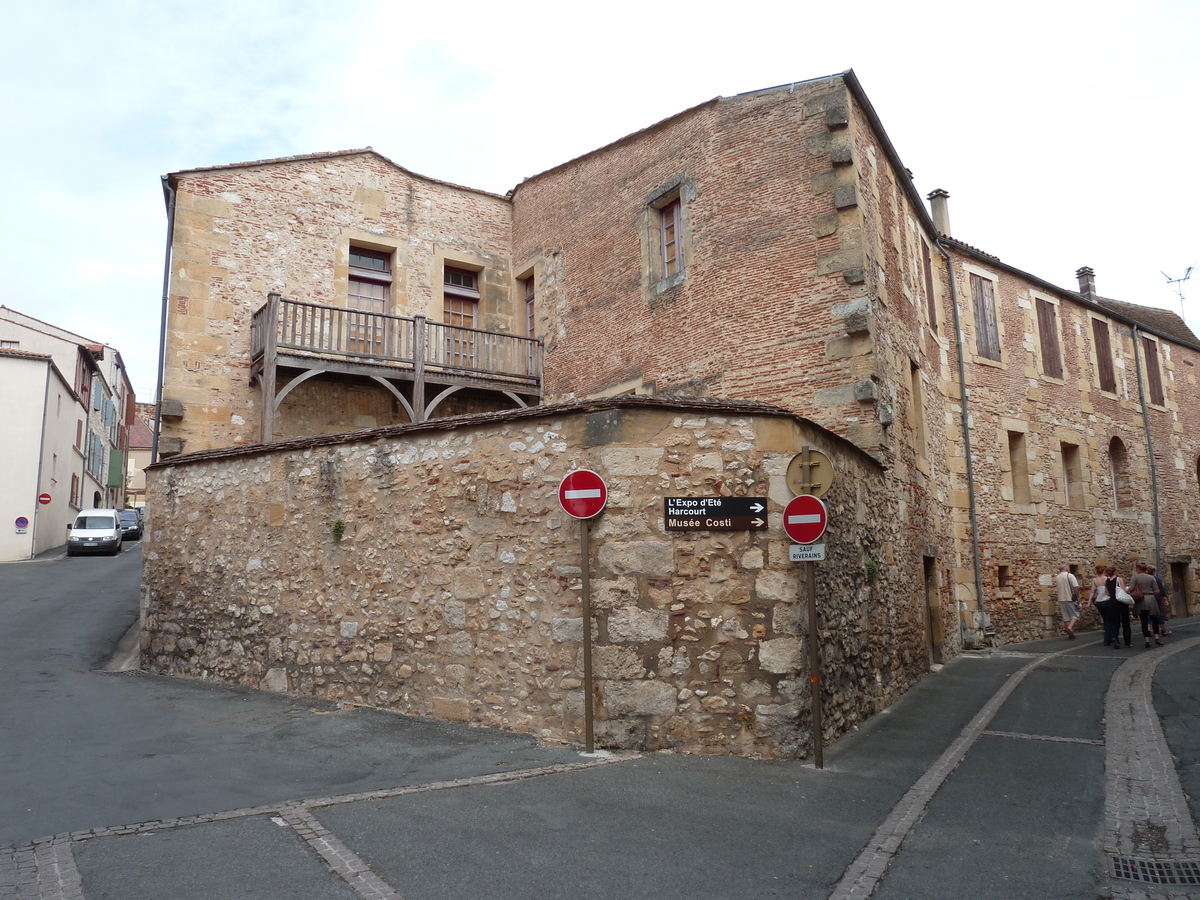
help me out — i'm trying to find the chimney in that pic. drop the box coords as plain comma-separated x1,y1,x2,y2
1076,267,1096,300
927,189,951,237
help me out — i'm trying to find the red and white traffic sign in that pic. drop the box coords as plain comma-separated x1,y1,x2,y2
558,469,607,519
37,493,51,506
783,494,827,544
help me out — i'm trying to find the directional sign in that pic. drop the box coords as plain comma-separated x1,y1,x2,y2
558,469,607,519
783,495,828,544
38,493,51,506
664,497,768,531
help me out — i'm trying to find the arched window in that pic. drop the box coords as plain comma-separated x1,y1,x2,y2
1109,437,1133,510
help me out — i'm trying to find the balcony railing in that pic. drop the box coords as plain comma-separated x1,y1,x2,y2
251,295,543,386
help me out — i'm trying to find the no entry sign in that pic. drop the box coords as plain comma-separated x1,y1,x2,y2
38,493,51,506
558,469,607,519
783,494,828,544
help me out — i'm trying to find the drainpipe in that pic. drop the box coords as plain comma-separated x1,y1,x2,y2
152,176,177,465
1130,325,1163,573
934,237,988,644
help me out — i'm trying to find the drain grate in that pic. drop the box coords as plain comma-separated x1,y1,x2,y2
1111,856,1200,885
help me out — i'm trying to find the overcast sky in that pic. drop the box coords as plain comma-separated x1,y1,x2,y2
1,0,1196,401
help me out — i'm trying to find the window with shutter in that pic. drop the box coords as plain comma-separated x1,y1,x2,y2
970,273,1001,361
1092,319,1117,393
1143,337,1165,406
1035,298,1063,379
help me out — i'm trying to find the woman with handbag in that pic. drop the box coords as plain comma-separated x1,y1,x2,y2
1131,563,1164,648
1091,564,1122,649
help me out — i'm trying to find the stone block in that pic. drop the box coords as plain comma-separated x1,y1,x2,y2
598,541,674,577
452,567,486,599
608,606,668,643
603,680,676,716
600,447,665,476
833,184,857,209
262,668,289,693
759,637,804,674
432,697,470,721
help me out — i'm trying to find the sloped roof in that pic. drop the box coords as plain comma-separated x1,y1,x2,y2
1092,297,1200,346
165,148,509,202
128,415,154,450
0,347,52,361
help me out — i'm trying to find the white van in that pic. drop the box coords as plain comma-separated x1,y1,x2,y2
67,509,123,556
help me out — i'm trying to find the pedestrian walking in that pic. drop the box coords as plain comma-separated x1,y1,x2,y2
1055,565,1081,638
1112,567,1135,647
1130,563,1163,648
1091,564,1123,649
1150,566,1173,635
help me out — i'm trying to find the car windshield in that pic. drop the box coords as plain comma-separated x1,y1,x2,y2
76,516,115,529
119,511,138,524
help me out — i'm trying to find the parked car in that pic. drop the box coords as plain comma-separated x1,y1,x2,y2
118,509,143,541
66,509,123,556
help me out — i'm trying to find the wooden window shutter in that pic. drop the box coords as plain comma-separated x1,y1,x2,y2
1092,319,1117,392
1143,337,1165,405
1036,298,1063,378
971,274,1001,360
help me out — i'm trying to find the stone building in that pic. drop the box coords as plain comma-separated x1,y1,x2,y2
145,70,1200,755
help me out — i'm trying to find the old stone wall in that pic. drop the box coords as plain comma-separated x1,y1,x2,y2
142,398,932,759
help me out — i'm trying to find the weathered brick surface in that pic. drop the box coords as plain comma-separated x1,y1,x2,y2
142,399,932,759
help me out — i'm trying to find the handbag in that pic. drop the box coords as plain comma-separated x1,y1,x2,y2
1115,585,1135,606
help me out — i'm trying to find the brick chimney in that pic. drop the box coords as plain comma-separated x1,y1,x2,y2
1076,266,1096,300
927,189,951,237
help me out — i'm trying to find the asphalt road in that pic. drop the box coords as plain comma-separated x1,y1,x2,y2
3,543,1199,900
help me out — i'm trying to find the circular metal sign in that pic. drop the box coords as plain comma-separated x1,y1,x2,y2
783,494,828,544
558,469,607,519
37,493,51,505
786,449,834,498
15,516,29,528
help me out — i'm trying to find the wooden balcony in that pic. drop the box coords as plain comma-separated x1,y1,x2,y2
250,293,543,442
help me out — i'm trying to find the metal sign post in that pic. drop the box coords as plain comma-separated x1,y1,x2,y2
580,521,594,752
558,469,608,753
786,447,833,769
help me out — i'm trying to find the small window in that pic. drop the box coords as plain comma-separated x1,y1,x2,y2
1110,437,1132,510
1093,319,1117,393
970,273,1001,361
523,276,535,337
1142,336,1165,406
1062,442,1083,509
1035,297,1063,379
660,200,682,279
1008,431,1030,504
998,565,1013,588
0,340,18,349
909,361,927,458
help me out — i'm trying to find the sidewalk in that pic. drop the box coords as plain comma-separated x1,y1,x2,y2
4,623,1199,900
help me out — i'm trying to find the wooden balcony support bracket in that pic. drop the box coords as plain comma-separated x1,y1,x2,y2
368,375,416,423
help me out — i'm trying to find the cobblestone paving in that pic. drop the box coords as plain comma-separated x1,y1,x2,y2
1105,636,1200,900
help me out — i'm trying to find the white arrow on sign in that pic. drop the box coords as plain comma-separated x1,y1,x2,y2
750,502,764,512
751,518,765,527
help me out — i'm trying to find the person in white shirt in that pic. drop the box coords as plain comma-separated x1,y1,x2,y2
1055,565,1081,639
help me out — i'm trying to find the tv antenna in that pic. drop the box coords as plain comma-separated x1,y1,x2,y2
1163,267,1193,317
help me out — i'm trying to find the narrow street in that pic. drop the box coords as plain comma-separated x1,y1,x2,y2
4,546,1200,899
